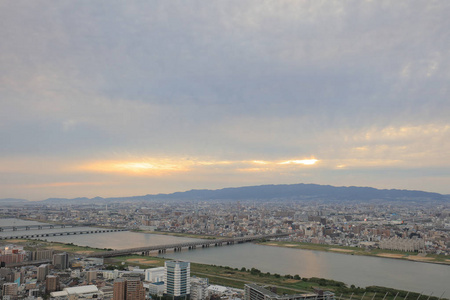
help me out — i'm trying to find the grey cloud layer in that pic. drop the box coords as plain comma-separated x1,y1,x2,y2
1,1,449,197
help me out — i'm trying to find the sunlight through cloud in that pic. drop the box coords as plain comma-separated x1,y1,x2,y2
279,159,319,165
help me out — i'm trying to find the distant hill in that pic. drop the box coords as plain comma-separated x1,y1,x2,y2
39,183,449,203
0,198,30,205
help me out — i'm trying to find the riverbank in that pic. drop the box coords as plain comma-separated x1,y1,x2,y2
258,241,450,265
1,239,110,255
106,254,445,300
2,238,445,300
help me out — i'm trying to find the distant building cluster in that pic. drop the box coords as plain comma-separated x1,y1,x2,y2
379,237,425,252
0,245,27,265
1,200,449,255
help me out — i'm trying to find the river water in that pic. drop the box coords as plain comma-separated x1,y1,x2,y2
1,219,448,295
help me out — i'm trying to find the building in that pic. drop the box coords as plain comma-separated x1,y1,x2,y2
2,283,18,299
46,275,59,293
145,281,165,297
37,264,50,282
50,285,103,299
0,245,26,265
126,276,145,300
30,249,54,261
165,260,190,299
244,284,334,300
379,237,425,252
113,278,127,300
113,276,145,300
207,285,229,298
103,269,120,280
53,252,69,270
190,277,209,300
87,270,98,283
101,286,114,299
145,267,165,282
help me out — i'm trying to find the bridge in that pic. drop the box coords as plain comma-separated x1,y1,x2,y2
0,223,97,232
88,233,289,258
0,228,127,240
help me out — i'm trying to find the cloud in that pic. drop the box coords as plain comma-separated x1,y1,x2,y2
24,182,105,189
0,1,449,199
76,157,320,176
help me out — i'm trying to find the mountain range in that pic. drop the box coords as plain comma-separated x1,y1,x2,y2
2,183,448,204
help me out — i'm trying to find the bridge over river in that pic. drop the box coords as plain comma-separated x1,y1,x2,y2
0,223,97,232
0,228,127,240
88,233,289,258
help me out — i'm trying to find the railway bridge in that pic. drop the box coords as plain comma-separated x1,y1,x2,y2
0,228,127,240
0,223,97,232
88,233,289,258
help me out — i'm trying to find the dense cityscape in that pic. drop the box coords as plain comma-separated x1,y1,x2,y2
3,201,449,255
0,200,449,299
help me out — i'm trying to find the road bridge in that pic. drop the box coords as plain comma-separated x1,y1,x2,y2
0,228,127,240
88,233,289,258
0,223,97,232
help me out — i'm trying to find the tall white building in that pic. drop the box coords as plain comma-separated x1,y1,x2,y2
164,261,190,299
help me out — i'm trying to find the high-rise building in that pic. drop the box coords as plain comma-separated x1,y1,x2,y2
37,264,49,282
113,276,145,300
45,275,59,293
126,276,145,300
53,252,69,270
87,270,97,283
30,249,54,261
2,283,18,299
113,278,127,300
165,260,190,299
13,271,22,284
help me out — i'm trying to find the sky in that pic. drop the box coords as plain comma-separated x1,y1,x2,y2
1,1,449,200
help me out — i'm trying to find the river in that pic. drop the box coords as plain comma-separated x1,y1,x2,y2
1,219,448,295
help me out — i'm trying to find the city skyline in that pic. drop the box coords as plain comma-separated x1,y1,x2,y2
1,1,449,200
